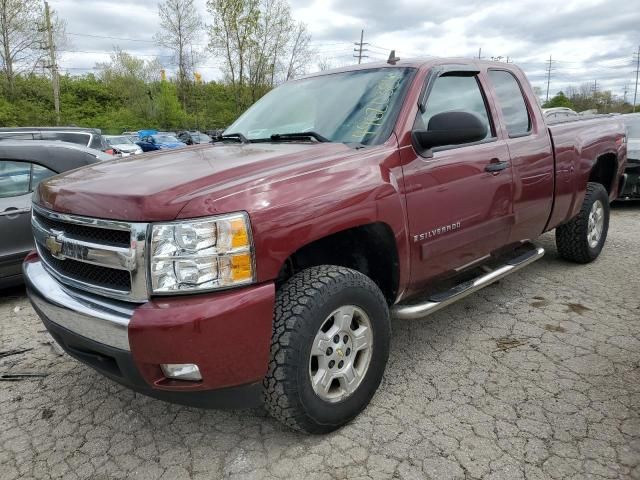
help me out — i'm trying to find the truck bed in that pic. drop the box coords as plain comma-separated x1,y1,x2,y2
545,115,626,229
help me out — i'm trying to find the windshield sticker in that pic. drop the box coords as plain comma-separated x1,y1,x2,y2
352,72,403,138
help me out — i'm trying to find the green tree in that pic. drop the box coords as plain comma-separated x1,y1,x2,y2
542,91,574,109
156,80,187,130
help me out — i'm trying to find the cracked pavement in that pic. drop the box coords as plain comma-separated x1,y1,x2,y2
1,204,639,480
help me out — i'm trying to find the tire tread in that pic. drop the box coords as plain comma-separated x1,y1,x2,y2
555,182,609,263
263,265,388,433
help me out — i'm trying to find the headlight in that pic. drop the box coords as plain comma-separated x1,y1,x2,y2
149,212,254,293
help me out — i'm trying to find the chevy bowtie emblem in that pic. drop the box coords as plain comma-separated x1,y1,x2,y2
45,232,64,259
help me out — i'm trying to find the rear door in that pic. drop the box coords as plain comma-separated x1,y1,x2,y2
401,70,514,289
485,69,554,242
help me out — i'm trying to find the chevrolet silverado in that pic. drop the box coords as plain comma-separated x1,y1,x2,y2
24,58,627,433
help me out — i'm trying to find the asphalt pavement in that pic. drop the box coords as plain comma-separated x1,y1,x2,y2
1,204,639,480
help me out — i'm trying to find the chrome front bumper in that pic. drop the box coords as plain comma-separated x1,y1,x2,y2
24,258,134,351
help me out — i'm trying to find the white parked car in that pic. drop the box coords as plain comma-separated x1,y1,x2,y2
542,107,578,121
105,135,143,156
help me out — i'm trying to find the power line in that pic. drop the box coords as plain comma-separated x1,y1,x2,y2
353,30,368,64
67,32,157,43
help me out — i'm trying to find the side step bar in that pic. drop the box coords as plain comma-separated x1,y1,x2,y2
392,243,545,320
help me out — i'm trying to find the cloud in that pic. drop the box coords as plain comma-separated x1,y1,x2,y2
51,0,639,97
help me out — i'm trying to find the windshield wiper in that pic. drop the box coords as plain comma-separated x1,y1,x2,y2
215,132,249,144
270,131,330,143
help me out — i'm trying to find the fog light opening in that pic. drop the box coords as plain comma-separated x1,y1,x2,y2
160,363,202,381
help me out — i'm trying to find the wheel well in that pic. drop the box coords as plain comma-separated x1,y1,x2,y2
276,223,400,304
589,153,617,194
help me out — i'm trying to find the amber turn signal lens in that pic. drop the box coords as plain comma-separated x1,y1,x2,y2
230,253,253,282
230,218,250,249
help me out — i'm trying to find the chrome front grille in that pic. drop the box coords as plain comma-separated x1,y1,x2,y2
32,205,150,302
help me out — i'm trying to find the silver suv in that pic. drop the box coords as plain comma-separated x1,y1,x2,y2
0,141,111,287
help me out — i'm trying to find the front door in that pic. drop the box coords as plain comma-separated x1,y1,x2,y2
0,161,34,279
401,71,514,291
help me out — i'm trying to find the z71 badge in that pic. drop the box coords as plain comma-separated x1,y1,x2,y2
413,221,461,242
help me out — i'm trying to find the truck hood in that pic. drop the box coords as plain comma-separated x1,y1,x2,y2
36,142,358,221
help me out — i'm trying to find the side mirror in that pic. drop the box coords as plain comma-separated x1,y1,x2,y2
413,111,488,154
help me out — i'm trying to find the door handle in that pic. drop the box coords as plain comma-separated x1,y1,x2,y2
0,207,31,217
485,159,508,173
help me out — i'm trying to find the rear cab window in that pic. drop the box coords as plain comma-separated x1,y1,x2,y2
487,70,532,137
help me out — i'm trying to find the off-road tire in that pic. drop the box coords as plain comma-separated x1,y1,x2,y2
263,265,390,434
555,182,610,263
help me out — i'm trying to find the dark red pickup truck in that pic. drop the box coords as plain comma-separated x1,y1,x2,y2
25,58,627,433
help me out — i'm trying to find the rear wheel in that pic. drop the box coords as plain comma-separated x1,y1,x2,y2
263,265,390,433
556,182,610,263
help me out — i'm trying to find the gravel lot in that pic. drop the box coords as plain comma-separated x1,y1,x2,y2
1,204,639,480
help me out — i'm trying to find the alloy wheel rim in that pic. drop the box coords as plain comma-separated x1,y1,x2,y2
587,200,604,249
308,305,373,403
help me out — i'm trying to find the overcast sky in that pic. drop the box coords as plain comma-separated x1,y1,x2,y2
53,0,639,101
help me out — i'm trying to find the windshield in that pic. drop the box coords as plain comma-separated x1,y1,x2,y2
153,135,179,143
225,67,415,145
623,117,640,138
107,136,133,145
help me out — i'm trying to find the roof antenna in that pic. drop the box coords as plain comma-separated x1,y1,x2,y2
387,50,400,65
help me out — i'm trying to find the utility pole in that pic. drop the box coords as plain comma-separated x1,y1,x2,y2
623,84,629,104
545,55,554,103
44,1,60,125
633,45,640,113
353,30,368,64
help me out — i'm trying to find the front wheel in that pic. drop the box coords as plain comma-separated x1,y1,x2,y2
263,265,390,433
556,182,610,263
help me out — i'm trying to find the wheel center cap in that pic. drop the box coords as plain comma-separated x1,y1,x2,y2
336,348,344,358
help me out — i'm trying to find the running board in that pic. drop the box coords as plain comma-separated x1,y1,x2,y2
392,243,545,320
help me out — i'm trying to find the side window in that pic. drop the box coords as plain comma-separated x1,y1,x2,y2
88,134,106,150
420,75,493,141
31,164,56,188
0,161,31,198
0,132,36,140
41,131,91,146
488,70,531,136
